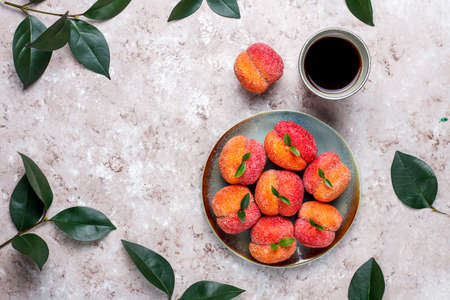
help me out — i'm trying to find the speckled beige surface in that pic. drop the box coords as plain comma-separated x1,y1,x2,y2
0,1,449,299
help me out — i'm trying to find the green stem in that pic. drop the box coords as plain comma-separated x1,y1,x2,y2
431,206,449,216
0,235,16,249
0,217,49,250
3,1,83,18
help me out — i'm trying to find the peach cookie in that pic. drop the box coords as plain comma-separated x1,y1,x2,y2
249,216,297,264
303,152,351,202
234,43,284,94
265,120,318,171
219,136,266,185
212,185,261,234
294,201,343,248
255,170,304,217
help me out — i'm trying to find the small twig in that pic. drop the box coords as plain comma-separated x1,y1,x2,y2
3,1,83,18
431,206,449,216
0,235,17,249
0,217,49,250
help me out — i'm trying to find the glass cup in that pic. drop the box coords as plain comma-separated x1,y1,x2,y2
298,28,371,100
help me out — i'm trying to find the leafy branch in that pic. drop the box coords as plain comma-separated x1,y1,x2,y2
2,0,132,89
0,153,116,270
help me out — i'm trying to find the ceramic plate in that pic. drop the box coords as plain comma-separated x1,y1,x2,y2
202,110,360,268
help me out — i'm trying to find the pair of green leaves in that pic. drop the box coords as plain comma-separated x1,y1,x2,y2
168,0,240,22
122,240,245,299
168,0,374,26
391,151,447,214
9,153,116,270
318,168,333,188
13,0,132,88
234,152,250,178
283,132,300,157
271,186,291,205
309,218,324,231
270,237,295,251
237,193,250,223
348,258,385,300
10,153,53,229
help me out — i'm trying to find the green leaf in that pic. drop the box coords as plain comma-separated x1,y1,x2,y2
10,175,45,231
12,233,49,270
168,0,203,22
324,178,333,188
318,168,325,178
270,243,279,251
237,210,246,223
69,19,110,79
242,152,251,161
28,13,70,51
348,258,385,300
30,0,46,3
278,195,291,206
289,146,300,157
283,132,291,146
440,117,448,123
206,0,240,19
83,0,132,20
51,206,116,241
391,151,438,209
240,193,250,210
309,218,325,231
234,162,245,178
121,240,175,297
19,153,53,210
13,15,52,89
180,281,245,300
271,186,280,197
279,237,294,247
345,0,374,26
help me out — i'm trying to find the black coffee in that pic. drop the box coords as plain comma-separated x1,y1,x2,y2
304,37,361,92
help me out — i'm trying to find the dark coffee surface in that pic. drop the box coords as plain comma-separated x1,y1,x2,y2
304,37,361,92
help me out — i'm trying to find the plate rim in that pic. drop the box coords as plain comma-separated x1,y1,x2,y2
201,110,360,268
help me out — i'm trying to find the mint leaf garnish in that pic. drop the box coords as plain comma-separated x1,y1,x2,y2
234,162,245,178
237,210,246,223
279,237,294,247
270,243,279,251
242,152,251,161
318,168,333,188
309,218,325,231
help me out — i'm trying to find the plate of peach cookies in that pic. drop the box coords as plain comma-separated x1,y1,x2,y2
202,110,360,267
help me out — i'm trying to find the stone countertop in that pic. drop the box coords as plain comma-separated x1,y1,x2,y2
0,1,449,299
